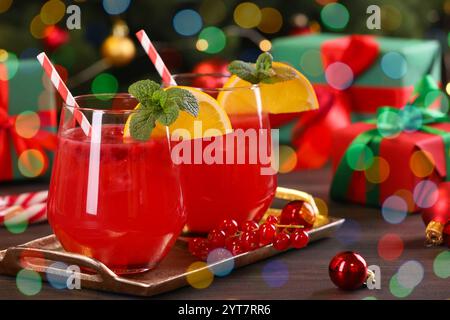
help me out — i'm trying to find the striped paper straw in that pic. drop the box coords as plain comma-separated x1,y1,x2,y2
37,52,92,136
0,190,48,209
135,30,177,86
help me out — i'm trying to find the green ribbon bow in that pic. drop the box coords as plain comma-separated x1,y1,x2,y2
330,75,450,206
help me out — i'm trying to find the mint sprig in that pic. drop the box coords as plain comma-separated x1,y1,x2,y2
228,52,297,84
128,80,199,141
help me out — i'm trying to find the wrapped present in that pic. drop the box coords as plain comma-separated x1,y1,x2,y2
329,76,449,212
271,33,441,169
0,58,57,181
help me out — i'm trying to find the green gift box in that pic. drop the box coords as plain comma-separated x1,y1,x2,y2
0,58,57,181
272,33,441,116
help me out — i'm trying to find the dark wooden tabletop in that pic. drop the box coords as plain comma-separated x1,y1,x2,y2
0,168,448,300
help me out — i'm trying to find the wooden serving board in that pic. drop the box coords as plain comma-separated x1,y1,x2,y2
0,187,344,297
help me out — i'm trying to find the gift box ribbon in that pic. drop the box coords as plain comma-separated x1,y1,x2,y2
0,64,57,180
330,75,450,205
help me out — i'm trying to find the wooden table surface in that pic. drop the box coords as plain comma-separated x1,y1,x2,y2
0,168,448,300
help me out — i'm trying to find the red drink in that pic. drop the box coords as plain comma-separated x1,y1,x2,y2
47,97,185,274
179,113,277,232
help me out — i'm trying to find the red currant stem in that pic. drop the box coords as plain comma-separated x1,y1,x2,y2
275,224,305,229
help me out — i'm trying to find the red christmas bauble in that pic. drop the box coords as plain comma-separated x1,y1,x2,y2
421,182,450,246
329,251,368,290
191,59,229,90
43,26,69,51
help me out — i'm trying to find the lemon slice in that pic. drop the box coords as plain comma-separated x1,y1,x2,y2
124,86,232,139
217,62,319,115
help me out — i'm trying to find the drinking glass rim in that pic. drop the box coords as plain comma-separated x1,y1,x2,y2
165,73,260,92
63,93,140,113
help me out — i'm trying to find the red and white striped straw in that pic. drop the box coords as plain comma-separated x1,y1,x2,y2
37,52,92,136
135,30,177,86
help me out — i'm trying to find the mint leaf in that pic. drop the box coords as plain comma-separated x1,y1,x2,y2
158,100,179,125
128,80,160,106
227,61,259,84
228,53,297,85
166,88,199,117
152,90,168,106
256,52,273,72
130,108,158,141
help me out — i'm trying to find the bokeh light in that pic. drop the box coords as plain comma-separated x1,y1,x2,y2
0,49,7,62
18,149,45,178
381,195,407,224
102,0,131,15
362,296,377,300
320,3,349,31
397,260,424,289
300,49,323,77
40,0,66,25
381,5,402,31
278,145,297,173
186,261,214,289
4,208,28,234
206,248,234,277
234,2,261,29
30,15,47,39
345,143,374,171
336,219,361,245
0,51,19,80
365,156,390,184
15,111,40,139
258,7,283,34
196,39,208,52
173,9,202,36
47,262,70,289
378,233,404,261
413,180,438,208
262,260,289,288
39,90,53,109
389,273,413,298
198,27,226,54
259,39,272,52
433,251,450,279
325,62,353,90
410,150,435,178
199,0,227,25
16,269,42,296
0,0,12,13
399,105,423,132
377,108,402,138
91,73,118,99
381,52,408,80
51,45,76,69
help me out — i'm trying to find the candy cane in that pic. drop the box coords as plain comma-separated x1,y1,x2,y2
0,202,47,225
135,30,177,86
37,52,92,136
0,190,48,209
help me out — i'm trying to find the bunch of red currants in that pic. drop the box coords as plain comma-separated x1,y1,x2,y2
188,200,314,260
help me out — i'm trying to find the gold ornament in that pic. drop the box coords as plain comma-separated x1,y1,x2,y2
101,19,136,66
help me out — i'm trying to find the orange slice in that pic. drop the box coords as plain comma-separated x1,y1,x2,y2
124,86,232,139
217,62,319,115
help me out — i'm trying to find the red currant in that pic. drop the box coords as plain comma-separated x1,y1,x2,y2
291,230,309,249
219,219,239,236
259,222,277,246
207,229,226,249
240,231,260,251
225,238,244,256
273,232,291,251
280,200,315,229
240,220,259,232
266,215,278,225
188,238,209,260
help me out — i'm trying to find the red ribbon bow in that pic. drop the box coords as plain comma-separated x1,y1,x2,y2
0,64,57,180
285,35,380,169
